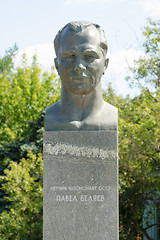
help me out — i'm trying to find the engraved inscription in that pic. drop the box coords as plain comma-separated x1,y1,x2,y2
50,185,110,203
80,195,104,202
56,195,105,202
50,185,111,191
56,195,78,202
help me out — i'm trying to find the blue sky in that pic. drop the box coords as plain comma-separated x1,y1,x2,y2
1,0,160,96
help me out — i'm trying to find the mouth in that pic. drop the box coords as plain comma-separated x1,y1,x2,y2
72,75,87,79
71,78,89,86
72,75,88,81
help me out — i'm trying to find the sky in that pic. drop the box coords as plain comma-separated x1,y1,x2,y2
1,0,160,96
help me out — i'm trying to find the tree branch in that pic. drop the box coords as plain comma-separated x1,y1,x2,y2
142,223,160,240
143,223,160,231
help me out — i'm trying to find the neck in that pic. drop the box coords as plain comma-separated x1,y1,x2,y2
60,82,103,121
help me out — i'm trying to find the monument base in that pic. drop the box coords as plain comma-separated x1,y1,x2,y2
43,131,118,240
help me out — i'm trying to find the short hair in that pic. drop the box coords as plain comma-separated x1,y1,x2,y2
54,21,108,57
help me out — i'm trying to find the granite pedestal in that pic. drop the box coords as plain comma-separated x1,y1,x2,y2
43,131,118,240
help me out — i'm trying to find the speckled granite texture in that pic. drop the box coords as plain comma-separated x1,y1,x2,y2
43,131,118,240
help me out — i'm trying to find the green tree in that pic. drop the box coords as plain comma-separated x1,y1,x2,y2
0,44,18,74
0,48,60,168
127,18,160,91
0,152,43,240
0,52,60,145
0,47,61,239
104,19,160,240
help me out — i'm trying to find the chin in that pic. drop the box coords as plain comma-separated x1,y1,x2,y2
70,83,96,95
71,88,94,95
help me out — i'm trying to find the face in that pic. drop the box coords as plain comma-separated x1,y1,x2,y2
55,26,108,95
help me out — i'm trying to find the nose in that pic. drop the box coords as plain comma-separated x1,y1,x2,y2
74,57,86,73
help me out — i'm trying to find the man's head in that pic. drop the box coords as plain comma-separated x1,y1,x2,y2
54,21,108,58
54,21,109,95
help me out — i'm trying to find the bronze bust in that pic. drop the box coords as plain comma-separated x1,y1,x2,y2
45,21,117,130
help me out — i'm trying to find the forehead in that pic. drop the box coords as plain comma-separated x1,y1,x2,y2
59,26,101,52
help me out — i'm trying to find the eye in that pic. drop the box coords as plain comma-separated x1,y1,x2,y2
65,53,76,60
84,53,97,61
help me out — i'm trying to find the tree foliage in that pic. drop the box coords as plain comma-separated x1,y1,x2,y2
0,44,18,74
127,18,160,91
104,18,160,240
0,19,160,240
0,48,61,239
0,52,60,144
0,152,43,240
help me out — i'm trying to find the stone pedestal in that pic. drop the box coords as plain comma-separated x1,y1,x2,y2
43,131,118,240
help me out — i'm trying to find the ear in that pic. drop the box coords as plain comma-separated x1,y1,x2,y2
104,58,109,73
54,58,59,73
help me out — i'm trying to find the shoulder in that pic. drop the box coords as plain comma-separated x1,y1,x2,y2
45,102,61,130
103,101,118,116
45,101,60,115
101,101,118,130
